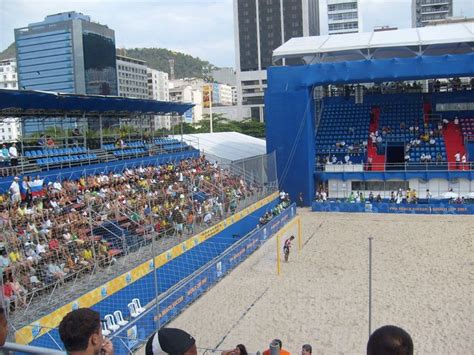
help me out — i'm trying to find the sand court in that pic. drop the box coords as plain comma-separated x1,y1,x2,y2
149,210,473,354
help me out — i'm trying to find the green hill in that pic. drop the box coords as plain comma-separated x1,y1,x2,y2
121,48,217,79
0,44,216,78
0,43,16,60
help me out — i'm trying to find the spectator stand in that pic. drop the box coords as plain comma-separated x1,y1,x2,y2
0,88,195,177
1,152,279,342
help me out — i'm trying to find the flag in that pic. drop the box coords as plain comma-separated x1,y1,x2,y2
29,179,44,197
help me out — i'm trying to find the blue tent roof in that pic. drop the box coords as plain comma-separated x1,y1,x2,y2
0,89,194,116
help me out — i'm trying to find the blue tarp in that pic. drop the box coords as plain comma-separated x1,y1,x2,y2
0,89,194,115
265,53,474,205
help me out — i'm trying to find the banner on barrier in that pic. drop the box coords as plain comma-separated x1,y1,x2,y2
312,202,474,215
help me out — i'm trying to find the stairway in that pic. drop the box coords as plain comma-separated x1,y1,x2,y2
443,122,466,170
367,107,385,171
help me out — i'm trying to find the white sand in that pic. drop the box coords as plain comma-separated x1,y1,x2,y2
140,210,474,354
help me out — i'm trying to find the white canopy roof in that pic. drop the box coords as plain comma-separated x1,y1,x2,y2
174,132,266,163
273,23,474,63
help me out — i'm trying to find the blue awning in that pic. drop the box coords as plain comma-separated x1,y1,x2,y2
0,89,194,116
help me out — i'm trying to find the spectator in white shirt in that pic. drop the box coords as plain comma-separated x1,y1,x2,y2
454,151,461,169
454,117,459,125
9,143,18,167
9,176,21,203
344,154,350,164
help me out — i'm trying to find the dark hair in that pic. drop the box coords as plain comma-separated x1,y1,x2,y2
237,344,248,355
273,339,282,349
367,325,413,355
59,308,101,352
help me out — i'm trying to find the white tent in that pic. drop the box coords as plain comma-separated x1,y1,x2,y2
174,132,266,163
273,22,474,64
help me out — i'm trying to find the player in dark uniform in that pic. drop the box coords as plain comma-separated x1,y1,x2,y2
283,236,295,262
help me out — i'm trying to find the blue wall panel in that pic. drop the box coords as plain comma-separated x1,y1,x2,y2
266,88,315,205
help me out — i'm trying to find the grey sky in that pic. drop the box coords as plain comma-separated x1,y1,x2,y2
0,0,473,67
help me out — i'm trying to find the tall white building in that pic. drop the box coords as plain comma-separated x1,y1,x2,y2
147,68,170,130
0,60,21,142
116,55,148,99
412,0,453,28
147,68,169,101
234,0,320,122
0,58,18,90
0,118,21,143
327,0,360,34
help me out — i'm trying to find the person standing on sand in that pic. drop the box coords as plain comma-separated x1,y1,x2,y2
283,236,295,262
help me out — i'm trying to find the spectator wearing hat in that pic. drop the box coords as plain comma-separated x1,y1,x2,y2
59,308,114,355
145,327,197,355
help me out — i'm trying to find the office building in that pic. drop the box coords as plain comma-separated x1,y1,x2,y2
15,11,118,95
234,0,320,121
412,0,453,28
0,59,18,90
116,55,148,99
327,0,360,34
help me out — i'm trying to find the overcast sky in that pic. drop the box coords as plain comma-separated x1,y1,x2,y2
0,0,473,67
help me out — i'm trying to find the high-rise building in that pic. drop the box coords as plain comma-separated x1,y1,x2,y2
412,0,453,28
116,55,148,99
0,59,18,90
327,0,360,35
147,68,169,101
147,68,170,129
234,0,320,122
14,11,118,95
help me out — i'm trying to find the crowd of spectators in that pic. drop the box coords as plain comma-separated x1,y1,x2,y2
0,156,261,313
259,192,290,226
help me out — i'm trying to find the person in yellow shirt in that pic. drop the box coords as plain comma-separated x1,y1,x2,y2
9,249,21,263
83,248,93,261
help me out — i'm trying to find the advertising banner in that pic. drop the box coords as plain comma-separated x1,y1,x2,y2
312,202,474,215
